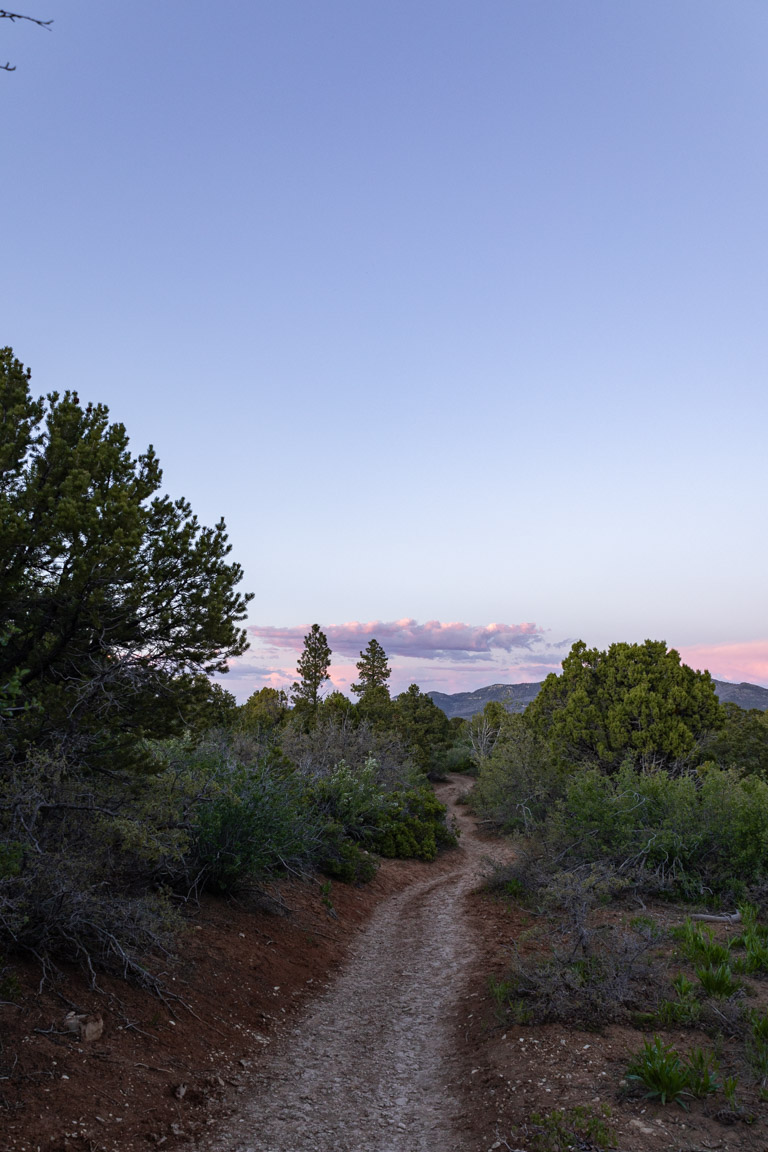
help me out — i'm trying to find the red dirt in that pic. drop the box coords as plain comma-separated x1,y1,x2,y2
0,861,427,1152
457,889,768,1151
3,779,767,1151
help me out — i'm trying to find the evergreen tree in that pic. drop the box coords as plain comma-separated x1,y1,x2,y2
292,624,331,712
239,686,289,733
526,638,724,771
351,638,391,699
393,683,452,776
0,348,252,762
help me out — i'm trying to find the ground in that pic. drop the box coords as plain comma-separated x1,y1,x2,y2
1,777,766,1151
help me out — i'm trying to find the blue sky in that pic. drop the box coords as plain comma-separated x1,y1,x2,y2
4,2,768,698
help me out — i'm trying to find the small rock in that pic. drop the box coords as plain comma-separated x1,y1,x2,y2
63,1012,104,1043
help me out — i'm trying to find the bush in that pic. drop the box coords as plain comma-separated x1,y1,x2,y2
367,787,458,861
310,757,387,836
471,716,563,833
317,831,378,884
0,748,198,987
500,873,658,1027
545,762,768,898
482,852,549,906
282,716,414,790
192,762,322,892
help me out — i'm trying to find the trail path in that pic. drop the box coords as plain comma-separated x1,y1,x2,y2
199,775,502,1152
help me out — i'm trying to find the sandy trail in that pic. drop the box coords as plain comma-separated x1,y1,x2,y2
198,775,501,1152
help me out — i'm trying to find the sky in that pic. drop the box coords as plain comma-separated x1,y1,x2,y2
3,1,768,700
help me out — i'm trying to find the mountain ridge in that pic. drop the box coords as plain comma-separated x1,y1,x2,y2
428,678,768,719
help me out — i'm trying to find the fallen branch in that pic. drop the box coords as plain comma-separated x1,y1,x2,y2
690,911,741,924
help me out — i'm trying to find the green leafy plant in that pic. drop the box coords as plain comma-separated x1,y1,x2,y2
685,1046,719,1098
673,919,732,966
695,962,740,998
525,1104,615,1152
656,973,701,1026
627,1037,724,1106
626,1037,692,1106
723,1075,740,1109
488,975,532,1024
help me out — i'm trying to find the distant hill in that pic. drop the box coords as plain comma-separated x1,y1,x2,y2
712,680,768,711
429,678,768,720
428,682,545,720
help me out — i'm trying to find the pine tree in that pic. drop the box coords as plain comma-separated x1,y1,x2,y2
0,347,252,762
351,638,391,699
292,624,332,711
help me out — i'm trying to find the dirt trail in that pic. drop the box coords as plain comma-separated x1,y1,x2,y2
198,775,503,1152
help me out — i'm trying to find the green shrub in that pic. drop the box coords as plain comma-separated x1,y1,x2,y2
308,759,456,868
311,757,387,837
367,787,457,861
697,767,768,892
317,831,378,884
471,717,563,833
543,763,768,898
551,764,701,882
192,760,322,892
0,750,193,987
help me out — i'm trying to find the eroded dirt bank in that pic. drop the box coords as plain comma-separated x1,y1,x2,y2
1,834,445,1151
196,775,497,1152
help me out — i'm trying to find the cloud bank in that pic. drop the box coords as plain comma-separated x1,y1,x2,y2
249,618,546,663
678,640,768,688
217,629,768,702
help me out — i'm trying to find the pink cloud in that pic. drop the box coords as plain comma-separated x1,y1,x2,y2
249,618,545,662
677,640,768,688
